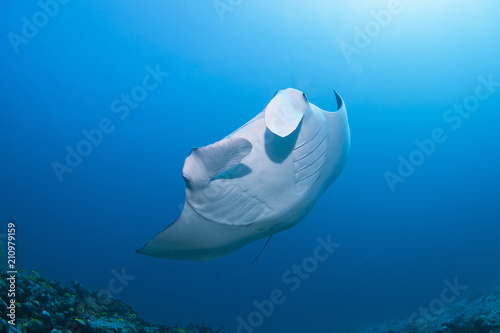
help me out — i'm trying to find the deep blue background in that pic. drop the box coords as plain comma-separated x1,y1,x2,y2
1,1,500,332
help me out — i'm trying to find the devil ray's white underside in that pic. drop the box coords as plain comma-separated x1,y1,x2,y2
137,88,350,260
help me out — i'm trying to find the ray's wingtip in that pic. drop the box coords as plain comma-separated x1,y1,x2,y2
135,242,147,255
333,90,343,110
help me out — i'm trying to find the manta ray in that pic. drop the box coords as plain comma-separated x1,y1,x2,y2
137,88,350,260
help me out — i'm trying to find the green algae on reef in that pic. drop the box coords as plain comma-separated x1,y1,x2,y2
0,268,224,333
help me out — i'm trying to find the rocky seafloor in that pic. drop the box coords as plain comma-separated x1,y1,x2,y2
0,268,224,333
354,285,500,333
1,267,499,333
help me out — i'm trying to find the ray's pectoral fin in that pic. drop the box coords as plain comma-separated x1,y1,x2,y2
265,92,304,138
182,137,252,188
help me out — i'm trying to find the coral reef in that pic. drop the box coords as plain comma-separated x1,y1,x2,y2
2,267,498,333
0,268,224,333
355,286,500,333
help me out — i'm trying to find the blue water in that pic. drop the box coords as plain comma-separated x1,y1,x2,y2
2,1,500,332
